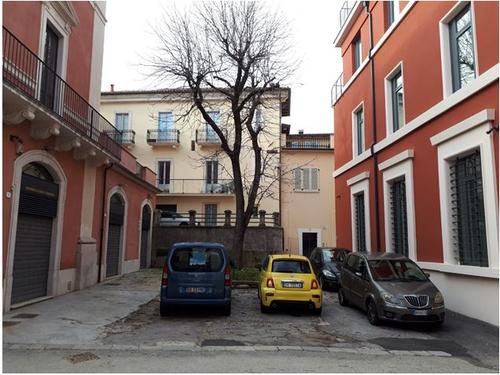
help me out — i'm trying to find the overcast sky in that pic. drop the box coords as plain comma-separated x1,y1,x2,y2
101,0,343,134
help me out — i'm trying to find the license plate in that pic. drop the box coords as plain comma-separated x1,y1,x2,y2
282,282,303,288
185,287,206,293
412,309,430,316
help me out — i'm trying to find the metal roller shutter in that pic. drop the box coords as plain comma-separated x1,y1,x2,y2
106,224,121,277
11,214,53,305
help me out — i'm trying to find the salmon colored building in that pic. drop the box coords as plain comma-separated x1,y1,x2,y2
332,1,498,324
2,1,158,312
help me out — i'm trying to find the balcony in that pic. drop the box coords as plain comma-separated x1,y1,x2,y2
331,73,344,105
339,1,356,30
120,129,135,145
196,128,222,147
157,179,235,195
2,27,122,160
146,129,179,146
284,134,332,150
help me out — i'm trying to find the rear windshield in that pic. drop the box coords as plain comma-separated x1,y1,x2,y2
272,260,311,274
170,247,224,272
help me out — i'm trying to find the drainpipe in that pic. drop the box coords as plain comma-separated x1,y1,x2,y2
98,162,113,283
364,1,381,252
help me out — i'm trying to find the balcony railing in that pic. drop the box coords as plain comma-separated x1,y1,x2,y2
120,129,135,144
285,135,331,149
2,27,122,160
196,129,221,144
339,1,356,30
147,129,179,144
331,73,344,105
157,179,235,194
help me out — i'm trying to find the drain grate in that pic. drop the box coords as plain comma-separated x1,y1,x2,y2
3,321,20,327
65,352,100,364
201,339,245,346
12,313,39,319
103,283,121,286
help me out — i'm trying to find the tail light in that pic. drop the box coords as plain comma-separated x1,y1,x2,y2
266,278,275,288
224,265,232,287
161,263,168,286
311,279,319,289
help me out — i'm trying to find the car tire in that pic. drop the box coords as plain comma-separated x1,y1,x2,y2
260,299,271,313
222,303,231,316
338,287,350,307
257,287,261,299
313,306,322,316
319,275,327,291
160,302,169,317
366,299,380,326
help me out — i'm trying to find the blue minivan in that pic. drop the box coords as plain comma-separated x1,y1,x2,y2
160,242,232,316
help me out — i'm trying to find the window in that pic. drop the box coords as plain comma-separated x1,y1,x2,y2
40,23,60,110
157,161,171,190
450,151,488,267
354,193,367,253
449,4,476,92
253,107,263,131
353,34,362,71
390,70,404,132
170,247,224,272
386,0,395,28
293,167,319,192
272,260,311,274
389,177,409,256
115,113,129,131
353,106,364,156
204,204,218,226
205,160,219,192
346,254,361,273
205,111,220,140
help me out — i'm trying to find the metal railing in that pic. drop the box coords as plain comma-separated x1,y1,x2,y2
340,1,356,30
136,161,145,179
147,129,180,144
196,128,221,144
285,135,331,149
331,73,344,105
157,179,235,194
159,211,279,227
2,27,122,159
121,129,135,144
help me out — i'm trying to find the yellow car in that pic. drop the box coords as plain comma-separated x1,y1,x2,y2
258,254,322,315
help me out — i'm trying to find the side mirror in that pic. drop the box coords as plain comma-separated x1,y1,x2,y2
355,271,362,278
425,272,431,278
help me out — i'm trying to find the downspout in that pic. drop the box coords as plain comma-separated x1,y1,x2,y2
364,1,381,252
98,162,113,283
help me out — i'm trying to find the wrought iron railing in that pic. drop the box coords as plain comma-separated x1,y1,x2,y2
147,129,179,144
2,27,122,159
157,179,235,194
340,1,356,30
331,73,344,105
285,135,331,149
159,211,278,227
121,129,135,144
196,128,221,144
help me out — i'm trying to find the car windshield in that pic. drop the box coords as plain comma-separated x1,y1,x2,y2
272,260,311,274
170,247,224,272
368,259,427,282
321,249,335,263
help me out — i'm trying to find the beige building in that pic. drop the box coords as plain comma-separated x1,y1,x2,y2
100,88,290,223
280,126,336,256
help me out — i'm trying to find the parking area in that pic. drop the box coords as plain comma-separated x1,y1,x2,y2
3,269,498,372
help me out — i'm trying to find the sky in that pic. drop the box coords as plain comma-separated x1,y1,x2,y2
101,0,343,134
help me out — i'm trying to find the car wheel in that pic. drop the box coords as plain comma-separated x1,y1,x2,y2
160,302,169,317
222,303,231,316
313,306,322,316
260,299,271,313
366,299,380,326
257,287,261,299
319,275,327,291
338,287,349,307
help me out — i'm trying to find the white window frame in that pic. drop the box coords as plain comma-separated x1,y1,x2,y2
352,101,365,158
114,111,131,131
156,158,173,191
379,150,417,260
384,62,405,136
439,1,480,98
430,109,498,271
293,167,320,193
348,172,371,254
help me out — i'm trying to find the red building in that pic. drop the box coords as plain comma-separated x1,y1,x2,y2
332,1,498,325
3,2,158,311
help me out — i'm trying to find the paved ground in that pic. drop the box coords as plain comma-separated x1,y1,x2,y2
3,269,498,373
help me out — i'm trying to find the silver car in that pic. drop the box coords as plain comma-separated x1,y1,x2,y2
338,252,445,326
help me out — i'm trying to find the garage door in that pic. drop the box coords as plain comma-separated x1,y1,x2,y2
11,163,59,305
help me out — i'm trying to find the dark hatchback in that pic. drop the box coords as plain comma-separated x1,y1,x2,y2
309,247,351,290
160,242,232,316
338,252,445,326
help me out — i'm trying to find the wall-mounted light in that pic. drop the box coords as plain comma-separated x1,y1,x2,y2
9,135,24,155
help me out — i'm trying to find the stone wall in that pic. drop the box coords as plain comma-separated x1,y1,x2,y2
151,226,283,268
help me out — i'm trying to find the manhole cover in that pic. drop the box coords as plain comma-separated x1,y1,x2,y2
65,352,100,364
3,321,20,327
12,313,39,319
201,339,245,346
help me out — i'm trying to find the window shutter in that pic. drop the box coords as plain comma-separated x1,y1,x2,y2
206,161,212,183
213,161,219,184
303,168,310,190
294,169,301,190
311,168,319,191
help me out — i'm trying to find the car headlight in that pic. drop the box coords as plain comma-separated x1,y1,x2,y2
434,292,444,305
381,292,404,306
322,269,336,278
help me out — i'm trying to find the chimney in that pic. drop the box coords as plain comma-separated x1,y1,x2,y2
298,129,304,135
110,84,115,92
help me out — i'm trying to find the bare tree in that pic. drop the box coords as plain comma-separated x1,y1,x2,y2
147,1,296,266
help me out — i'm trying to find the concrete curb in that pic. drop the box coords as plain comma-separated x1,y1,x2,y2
3,342,453,357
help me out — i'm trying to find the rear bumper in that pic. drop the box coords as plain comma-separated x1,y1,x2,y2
378,303,445,323
160,286,231,306
261,287,322,309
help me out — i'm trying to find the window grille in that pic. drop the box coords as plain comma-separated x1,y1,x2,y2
450,150,488,267
390,177,409,256
354,193,366,253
